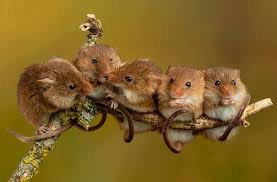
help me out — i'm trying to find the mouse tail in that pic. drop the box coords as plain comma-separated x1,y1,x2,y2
6,120,78,143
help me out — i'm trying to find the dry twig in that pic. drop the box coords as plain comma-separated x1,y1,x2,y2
9,13,273,181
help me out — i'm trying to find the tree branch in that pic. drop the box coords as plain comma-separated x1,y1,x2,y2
9,97,273,181
9,99,101,181
9,12,274,181
129,98,273,130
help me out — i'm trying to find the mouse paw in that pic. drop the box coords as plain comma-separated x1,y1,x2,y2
169,99,184,107
36,124,51,135
110,100,119,109
222,98,235,105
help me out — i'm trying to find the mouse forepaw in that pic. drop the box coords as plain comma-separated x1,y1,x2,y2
110,100,119,109
36,124,51,135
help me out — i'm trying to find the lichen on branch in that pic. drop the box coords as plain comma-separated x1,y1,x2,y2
9,12,274,181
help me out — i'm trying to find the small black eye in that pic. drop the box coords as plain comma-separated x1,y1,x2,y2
169,78,174,83
215,80,221,86
186,82,191,87
110,58,113,62
69,84,76,90
125,76,133,82
232,80,236,86
91,58,97,64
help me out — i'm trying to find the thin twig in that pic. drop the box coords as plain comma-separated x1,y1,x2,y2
9,12,274,181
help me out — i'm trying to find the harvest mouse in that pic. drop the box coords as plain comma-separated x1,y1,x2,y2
73,44,123,99
158,66,205,153
17,58,93,133
202,67,250,141
106,59,162,134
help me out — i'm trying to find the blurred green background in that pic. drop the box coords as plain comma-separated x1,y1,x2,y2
1,0,276,181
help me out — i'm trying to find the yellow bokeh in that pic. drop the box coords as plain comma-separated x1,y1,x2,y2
0,0,276,181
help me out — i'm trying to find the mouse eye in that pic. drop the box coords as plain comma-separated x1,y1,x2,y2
215,80,221,86
91,58,97,64
169,78,174,83
185,82,191,87
69,84,76,90
109,58,113,62
232,80,236,86
125,76,133,82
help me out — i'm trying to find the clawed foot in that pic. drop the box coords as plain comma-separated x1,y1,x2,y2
110,100,119,109
105,90,119,109
36,124,51,135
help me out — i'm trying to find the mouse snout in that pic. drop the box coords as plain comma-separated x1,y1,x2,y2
220,85,234,97
80,82,93,96
169,87,185,99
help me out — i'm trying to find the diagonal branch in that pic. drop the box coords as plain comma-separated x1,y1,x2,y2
9,12,274,181
9,98,273,181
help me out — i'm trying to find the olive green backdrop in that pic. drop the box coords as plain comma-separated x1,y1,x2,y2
0,0,276,181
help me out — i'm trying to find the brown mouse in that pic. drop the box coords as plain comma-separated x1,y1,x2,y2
203,67,250,141
73,44,123,99
17,58,93,133
106,59,162,134
158,66,205,153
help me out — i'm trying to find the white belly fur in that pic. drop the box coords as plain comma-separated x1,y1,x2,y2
89,86,106,99
161,108,193,121
160,107,195,144
119,119,152,133
167,129,195,144
203,126,239,141
205,105,237,122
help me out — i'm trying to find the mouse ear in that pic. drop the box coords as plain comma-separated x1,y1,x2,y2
77,47,90,57
166,65,174,74
148,74,165,87
37,78,55,88
199,70,206,77
234,69,240,77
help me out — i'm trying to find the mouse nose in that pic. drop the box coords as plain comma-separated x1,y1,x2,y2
170,88,184,99
81,82,93,96
221,85,233,97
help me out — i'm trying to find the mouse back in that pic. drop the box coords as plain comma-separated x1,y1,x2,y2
108,59,162,95
17,58,93,127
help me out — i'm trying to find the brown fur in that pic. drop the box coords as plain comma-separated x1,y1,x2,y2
73,44,122,84
203,67,247,118
107,59,162,112
158,66,205,152
203,67,249,141
158,66,205,118
17,58,93,128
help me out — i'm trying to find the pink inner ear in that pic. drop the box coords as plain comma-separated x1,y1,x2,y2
37,78,55,84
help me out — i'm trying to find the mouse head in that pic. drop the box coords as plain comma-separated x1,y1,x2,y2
38,58,93,109
204,67,246,104
108,59,162,96
73,44,122,83
166,66,205,100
